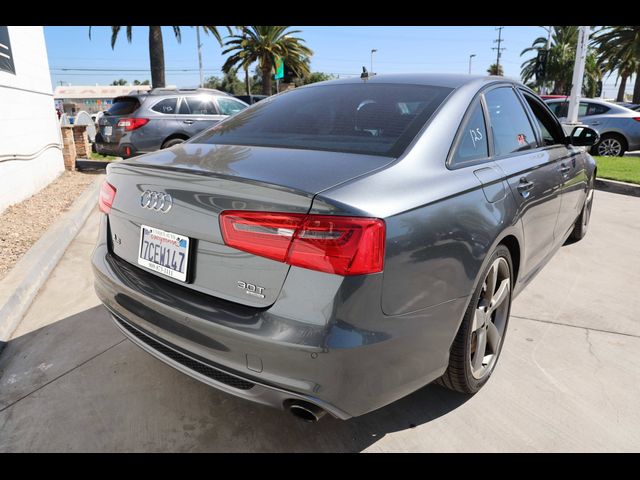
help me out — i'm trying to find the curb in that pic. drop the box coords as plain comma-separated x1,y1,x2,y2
0,175,104,346
75,159,110,171
595,178,640,197
75,157,121,172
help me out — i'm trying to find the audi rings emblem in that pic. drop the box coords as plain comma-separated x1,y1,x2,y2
140,190,173,213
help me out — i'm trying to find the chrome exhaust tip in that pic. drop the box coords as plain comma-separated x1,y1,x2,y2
286,400,326,423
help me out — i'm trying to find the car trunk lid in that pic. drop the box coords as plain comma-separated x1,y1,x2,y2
105,143,393,307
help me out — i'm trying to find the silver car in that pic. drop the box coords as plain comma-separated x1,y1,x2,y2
546,97,640,156
95,88,248,159
92,74,597,422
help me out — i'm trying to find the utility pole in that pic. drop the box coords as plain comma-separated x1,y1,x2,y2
566,26,591,128
540,26,553,95
492,27,505,75
196,26,204,88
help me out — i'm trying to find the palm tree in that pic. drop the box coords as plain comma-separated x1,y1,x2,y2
222,26,313,95
487,64,504,76
221,29,258,95
591,26,640,102
89,26,229,89
521,26,603,96
584,53,605,98
521,26,579,94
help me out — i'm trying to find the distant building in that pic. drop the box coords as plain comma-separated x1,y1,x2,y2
0,26,64,213
54,85,152,115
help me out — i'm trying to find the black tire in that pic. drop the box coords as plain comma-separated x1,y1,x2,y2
591,133,627,157
162,138,186,149
438,244,513,394
568,176,595,242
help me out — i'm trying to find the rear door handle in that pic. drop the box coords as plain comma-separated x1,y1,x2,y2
517,177,535,198
183,120,195,125
559,165,571,175
589,121,601,126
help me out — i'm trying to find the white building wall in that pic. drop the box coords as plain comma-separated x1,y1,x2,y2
0,26,64,214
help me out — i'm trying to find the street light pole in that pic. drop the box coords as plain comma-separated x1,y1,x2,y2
566,26,591,127
371,49,377,74
468,54,476,74
541,26,552,95
196,26,204,88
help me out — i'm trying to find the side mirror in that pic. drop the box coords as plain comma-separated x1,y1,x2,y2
567,126,599,147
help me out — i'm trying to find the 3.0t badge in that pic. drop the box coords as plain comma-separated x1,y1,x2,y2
237,281,265,298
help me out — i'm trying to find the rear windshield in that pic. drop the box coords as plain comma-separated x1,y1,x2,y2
106,96,141,116
192,83,453,157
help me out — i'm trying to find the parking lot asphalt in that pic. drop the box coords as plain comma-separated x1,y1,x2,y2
1,190,639,452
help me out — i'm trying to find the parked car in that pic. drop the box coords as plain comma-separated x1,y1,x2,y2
93,74,597,421
95,88,249,159
234,94,268,105
540,94,567,100
613,101,640,111
545,97,640,156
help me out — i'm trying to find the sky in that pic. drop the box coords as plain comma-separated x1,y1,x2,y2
44,26,630,98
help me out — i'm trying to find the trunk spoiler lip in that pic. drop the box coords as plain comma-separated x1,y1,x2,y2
108,161,318,200
110,149,400,201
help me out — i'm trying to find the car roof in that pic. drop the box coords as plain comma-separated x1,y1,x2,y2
302,73,522,90
114,88,231,102
546,97,607,105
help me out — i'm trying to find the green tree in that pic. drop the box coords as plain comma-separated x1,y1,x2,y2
90,26,229,89
591,26,640,102
111,79,128,86
221,28,257,94
203,75,221,89
290,71,337,87
520,26,600,96
219,71,245,94
133,79,150,86
583,53,605,98
222,26,313,95
487,64,504,76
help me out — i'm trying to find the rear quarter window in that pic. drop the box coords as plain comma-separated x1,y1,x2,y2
450,100,489,166
151,98,177,114
585,103,610,116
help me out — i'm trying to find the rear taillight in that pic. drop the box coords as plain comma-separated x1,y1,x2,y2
220,211,385,276
632,117,640,122
117,118,149,131
98,181,116,214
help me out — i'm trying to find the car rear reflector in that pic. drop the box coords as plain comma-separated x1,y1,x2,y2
219,211,385,276
98,181,116,214
117,118,149,131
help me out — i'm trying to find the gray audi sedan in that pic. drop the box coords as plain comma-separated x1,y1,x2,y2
92,74,598,422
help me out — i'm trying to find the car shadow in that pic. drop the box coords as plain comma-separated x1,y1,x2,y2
0,305,471,452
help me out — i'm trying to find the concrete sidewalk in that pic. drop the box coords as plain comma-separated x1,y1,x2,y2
1,191,639,452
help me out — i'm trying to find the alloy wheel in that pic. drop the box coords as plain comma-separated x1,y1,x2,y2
597,138,622,156
469,257,511,379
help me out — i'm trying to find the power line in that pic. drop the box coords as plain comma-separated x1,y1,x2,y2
50,67,213,72
492,26,506,73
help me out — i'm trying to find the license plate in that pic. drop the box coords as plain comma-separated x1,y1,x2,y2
138,225,190,282
104,126,113,136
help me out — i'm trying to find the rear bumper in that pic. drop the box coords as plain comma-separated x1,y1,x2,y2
109,307,352,419
92,214,467,418
95,141,138,159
